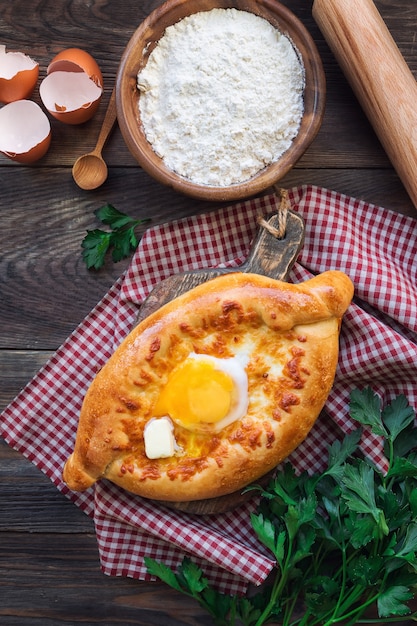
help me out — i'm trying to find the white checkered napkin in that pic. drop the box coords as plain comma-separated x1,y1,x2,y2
1,185,417,594
289,186,417,465
292,186,417,336
94,481,273,593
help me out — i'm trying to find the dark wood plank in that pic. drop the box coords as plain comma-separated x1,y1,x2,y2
0,534,213,626
1,0,416,623
0,448,93,533
0,351,51,408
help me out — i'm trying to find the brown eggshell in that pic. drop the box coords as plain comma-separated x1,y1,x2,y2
0,45,39,104
0,100,51,163
47,48,103,87
39,48,103,124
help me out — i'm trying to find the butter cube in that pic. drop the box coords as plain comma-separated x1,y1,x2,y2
144,416,176,459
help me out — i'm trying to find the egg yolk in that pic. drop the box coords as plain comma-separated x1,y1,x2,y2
154,359,235,428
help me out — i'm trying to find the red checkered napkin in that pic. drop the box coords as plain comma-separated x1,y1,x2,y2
1,185,416,594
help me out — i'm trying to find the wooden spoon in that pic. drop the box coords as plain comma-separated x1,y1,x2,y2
72,87,117,190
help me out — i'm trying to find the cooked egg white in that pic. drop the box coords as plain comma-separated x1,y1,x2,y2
153,352,249,434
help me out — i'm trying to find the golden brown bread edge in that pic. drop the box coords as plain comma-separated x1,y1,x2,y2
63,270,354,500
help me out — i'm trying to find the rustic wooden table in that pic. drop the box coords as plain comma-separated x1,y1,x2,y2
1,1,416,624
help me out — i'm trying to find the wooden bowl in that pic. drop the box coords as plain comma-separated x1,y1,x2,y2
116,0,326,202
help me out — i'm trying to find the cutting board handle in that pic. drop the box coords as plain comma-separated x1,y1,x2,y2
137,207,305,323
312,0,417,210
240,209,305,277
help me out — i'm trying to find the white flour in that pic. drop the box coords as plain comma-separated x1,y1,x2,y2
137,8,305,187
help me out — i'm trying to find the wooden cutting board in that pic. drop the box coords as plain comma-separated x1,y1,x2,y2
137,208,305,514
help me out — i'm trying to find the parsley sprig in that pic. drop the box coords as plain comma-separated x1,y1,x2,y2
145,387,417,625
81,204,150,270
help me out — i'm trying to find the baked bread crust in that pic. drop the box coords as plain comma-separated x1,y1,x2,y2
63,270,353,501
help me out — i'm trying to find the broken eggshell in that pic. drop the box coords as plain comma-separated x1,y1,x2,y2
0,99,51,163
0,44,39,104
39,48,103,124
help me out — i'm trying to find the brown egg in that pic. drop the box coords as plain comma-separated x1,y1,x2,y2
0,45,39,104
0,100,51,163
39,48,103,124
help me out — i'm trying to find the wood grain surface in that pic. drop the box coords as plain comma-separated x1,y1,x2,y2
0,1,416,624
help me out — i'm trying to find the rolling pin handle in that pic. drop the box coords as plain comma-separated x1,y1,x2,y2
312,0,417,211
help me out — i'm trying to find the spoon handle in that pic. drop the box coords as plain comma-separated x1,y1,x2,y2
94,87,117,154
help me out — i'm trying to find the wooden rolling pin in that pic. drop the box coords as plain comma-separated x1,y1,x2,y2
312,0,417,210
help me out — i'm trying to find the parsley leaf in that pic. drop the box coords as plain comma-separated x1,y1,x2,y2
349,386,387,437
95,203,138,229
145,389,417,625
81,204,150,269
394,522,417,562
177,557,210,594
382,394,415,442
80,229,112,270
251,512,280,556
378,585,414,617
144,557,183,593
340,462,381,520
